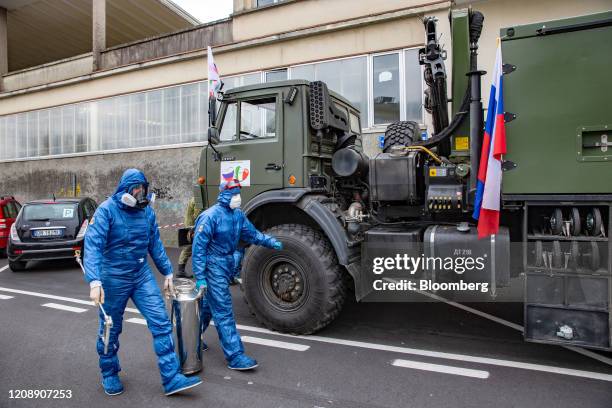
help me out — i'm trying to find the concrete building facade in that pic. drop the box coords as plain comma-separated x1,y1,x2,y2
0,0,610,245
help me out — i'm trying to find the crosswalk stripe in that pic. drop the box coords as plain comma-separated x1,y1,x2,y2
0,294,14,299
241,336,310,351
42,302,88,313
392,359,490,379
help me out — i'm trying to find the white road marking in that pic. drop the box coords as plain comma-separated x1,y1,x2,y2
0,265,9,273
2,286,611,382
392,359,490,379
42,302,88,313
241,336,310,351
129,320,309,352
232,324,612,382
126,318,147,325
0,287,140,313
0,294,14,299
408,286,612,367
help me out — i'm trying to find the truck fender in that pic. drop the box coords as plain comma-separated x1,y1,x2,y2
242,188,310,216
243,189,363,298
295,195,359,266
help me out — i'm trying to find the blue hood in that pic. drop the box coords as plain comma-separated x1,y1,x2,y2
217,187,240,208
112,169,149,208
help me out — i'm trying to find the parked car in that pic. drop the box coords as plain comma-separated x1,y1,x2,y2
0,196,22,258
7,197,97,271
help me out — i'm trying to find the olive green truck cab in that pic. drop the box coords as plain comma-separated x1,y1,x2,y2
190,10,612,350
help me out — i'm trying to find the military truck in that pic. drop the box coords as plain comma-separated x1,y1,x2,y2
190,9,612,350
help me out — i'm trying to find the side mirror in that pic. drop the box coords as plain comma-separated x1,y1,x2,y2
208,127,220,145
208,95,217,127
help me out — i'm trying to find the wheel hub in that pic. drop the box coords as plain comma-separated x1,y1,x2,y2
586,213,594,231
269,262,304,303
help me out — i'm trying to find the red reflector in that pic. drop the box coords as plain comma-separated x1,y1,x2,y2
72,246,82,251
14,250,23,254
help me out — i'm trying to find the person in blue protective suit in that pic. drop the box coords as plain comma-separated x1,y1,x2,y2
84,169,202,396
192,179,282,370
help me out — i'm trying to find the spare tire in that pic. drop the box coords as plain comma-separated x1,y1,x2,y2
383,121,419,153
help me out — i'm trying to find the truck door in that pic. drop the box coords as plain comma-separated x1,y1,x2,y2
205,92,284,206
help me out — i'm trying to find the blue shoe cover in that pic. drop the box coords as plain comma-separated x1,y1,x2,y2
102,375,124,396
164,373,202,396
228,354,258,371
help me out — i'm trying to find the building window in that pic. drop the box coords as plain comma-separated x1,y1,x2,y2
290,49,423,129
222,72,261,91
265,69,287,82
257,0,282,7
292,56,368,128
373,53,400,125
0,49,424,162
404,49,423,122
0,80,210,161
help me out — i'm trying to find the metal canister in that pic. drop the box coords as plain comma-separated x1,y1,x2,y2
168,278,206,374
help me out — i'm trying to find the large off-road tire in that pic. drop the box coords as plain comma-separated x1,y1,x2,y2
9,260,27,272
383,120,419,153
241,224,348,334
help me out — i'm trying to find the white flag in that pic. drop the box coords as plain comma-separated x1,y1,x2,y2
207,46,221,97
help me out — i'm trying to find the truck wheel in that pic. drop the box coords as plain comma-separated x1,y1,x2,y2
585,208,602,236
549,208,563,235
9,260,27,272
383,121,419,153
569,207,581,236
241,224,348,334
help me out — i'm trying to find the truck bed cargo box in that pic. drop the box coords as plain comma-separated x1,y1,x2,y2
501,11,612,195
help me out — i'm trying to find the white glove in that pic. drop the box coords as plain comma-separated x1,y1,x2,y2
163,276,175,299
90,286,105,305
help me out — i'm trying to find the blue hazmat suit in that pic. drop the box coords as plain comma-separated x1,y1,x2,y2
84,169,180,386
232,248,245,279
192,185,278,362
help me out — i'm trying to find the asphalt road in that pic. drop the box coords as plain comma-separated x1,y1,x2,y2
0,248,611,408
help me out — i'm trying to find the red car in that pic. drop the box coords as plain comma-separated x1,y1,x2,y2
0,196,22,258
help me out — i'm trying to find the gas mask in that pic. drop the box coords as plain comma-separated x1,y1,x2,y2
229,194,242,209
121,184,150,209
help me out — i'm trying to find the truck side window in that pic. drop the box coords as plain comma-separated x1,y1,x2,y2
219,102,238,142
239,97,276,140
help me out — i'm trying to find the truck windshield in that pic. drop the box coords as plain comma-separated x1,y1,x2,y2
23,203,78,221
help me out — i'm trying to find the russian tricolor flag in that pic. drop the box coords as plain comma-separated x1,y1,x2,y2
473,42,507,239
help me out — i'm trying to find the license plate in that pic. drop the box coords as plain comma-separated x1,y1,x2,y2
32,229,63,238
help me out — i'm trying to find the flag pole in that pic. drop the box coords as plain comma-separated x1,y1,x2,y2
207,46,212,127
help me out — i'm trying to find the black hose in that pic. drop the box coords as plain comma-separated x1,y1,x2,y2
413,82,470,148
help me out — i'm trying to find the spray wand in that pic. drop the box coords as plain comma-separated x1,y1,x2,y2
74,249,113,354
